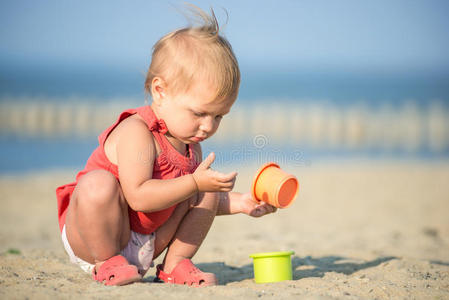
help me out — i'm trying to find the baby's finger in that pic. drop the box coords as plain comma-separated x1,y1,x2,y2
219,186,233,192
217,180,235,189
265,204,276,213
216,171,238,182
250,206,265,217
199,152,215,170
258,202,277,214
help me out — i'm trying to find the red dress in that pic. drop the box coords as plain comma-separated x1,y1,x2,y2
56,105,199,234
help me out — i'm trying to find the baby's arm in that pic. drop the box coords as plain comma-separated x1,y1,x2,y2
189,143,276,218
115,118,236,212
216,192,242,215
216,192,277,217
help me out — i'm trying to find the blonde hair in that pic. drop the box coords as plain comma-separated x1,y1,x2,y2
144,5,240,102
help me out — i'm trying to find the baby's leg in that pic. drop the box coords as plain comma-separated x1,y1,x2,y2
65,170,130,266
154,192,219,273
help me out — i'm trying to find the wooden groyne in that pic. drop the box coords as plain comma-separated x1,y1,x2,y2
1,99,448,153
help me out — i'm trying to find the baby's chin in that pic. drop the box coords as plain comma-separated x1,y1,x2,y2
174,137,200,144
186,138,203,144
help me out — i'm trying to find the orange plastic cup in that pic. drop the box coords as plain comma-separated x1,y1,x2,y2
251,162,299,208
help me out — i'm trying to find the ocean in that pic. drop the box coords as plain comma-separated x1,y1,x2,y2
1,67,449,174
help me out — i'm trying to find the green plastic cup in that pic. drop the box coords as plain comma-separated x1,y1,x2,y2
249,251,295,283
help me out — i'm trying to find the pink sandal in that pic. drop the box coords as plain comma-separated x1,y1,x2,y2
92,255,142,286
155,259,217,286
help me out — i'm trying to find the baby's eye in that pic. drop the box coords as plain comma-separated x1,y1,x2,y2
215,115,223,120
192,110,205,117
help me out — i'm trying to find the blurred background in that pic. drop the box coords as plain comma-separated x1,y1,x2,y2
1,0,449,173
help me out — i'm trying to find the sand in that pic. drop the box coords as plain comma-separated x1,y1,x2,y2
1,161,448,299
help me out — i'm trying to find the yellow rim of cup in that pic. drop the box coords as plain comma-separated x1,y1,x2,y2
249,251,295,258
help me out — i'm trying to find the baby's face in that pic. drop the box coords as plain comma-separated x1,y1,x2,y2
159,81,235,144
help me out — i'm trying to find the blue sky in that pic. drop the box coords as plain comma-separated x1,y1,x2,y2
1,0,449,74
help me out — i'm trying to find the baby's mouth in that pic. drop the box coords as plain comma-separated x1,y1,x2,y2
192,137,205,142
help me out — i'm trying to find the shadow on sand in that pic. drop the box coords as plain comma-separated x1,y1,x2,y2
144,255,397,285
290,255,396,280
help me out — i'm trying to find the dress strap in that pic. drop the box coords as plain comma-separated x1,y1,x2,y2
138,105,168,135
136,106,170,151
136,105,196,170
148,118,168,135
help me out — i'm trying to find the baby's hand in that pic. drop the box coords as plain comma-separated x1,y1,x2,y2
239,192,277,218
192,152,237,192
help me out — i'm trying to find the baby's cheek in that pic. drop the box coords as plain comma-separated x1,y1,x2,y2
174,118,195,134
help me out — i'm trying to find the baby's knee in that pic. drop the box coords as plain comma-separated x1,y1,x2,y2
76,170,120,207
195,192,219,210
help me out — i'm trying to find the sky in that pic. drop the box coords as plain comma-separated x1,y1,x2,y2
1,0,448,73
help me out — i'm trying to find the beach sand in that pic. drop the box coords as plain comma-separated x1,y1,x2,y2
1,161,448,299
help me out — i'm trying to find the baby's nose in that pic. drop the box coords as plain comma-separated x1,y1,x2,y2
199,118,214,133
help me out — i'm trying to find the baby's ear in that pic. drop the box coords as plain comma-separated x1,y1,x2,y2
151,77,167,104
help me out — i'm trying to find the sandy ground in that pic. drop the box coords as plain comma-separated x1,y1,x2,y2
1,161,449,299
